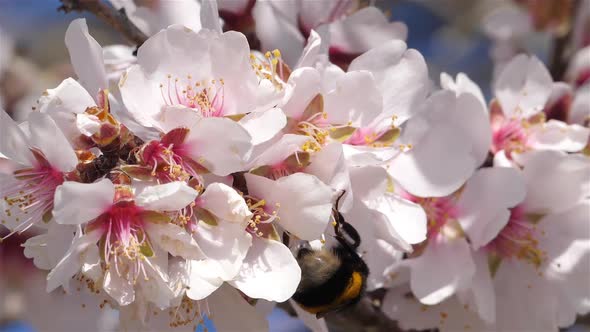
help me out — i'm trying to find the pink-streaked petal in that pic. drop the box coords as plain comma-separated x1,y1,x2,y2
65,18,107,100
230,238,301,302
135,181,198,211
27,112,78,172
53,179,114,225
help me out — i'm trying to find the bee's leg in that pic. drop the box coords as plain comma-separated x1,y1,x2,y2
338,219,362,249
282,231,291,247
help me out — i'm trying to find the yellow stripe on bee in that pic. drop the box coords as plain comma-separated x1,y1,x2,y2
299,271,363,314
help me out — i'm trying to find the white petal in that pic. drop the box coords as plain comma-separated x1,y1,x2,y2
281,67,321,119
65,18,107,99
529,120,590,152
570,84,590,125
230,237,301,302
252,0,304,67
348,165,388,203
75,113,101,136
103,268,135,306
200,183,252,223
409,238,476,305
186,259,224,300
208,283,269,332
467,251,496,323
0,108,33,166
200,0,221,34
186,117,253,176
328,7,407,54
440,72,486,109
46,229,102,292
349,40,429,124
38,77,96,115
53,179,115,225
23,223,76,270
238,108,287,145
135,181,198,211
306,142,353,212
457,167,526,248
324,70,382,127
119,65,165,129
246,173,334,241
192,220,252,281
520,150,590,213
247,134,309,169
494,54,553,118
389,123,476,197
539,202,590,314
27,112,78,172
144,221,204,260
366,194,427,245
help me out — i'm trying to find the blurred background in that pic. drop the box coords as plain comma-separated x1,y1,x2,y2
0,1,580,332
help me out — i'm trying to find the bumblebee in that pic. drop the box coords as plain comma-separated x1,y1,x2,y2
291,192,369,318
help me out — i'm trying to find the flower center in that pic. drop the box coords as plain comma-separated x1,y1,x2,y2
91,196,152,282
491,119,529,154
484,205,546,268
404,193,460,241
244,196,280,237
159,74,226,117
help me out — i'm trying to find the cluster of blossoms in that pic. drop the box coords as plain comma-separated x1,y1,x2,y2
0,1,589,331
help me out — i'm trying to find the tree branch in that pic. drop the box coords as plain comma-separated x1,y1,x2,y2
58,0,148,46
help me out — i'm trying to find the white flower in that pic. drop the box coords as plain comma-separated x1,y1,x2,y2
491,54,590,157
252,0,406,67
47,179,200,308
0,110,77,235
384,150,590,331
109,0,202,36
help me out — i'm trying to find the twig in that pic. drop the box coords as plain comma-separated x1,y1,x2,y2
58,0,148,46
